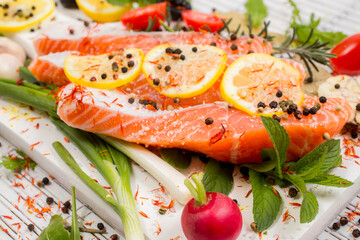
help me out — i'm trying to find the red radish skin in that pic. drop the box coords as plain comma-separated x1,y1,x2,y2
181,173,242,240
181,192,242,240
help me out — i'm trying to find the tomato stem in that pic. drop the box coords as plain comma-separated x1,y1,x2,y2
184,173,207,205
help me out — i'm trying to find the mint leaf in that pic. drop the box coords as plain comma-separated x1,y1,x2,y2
260,116,290,179
249,170,281,232
245,0,267,28
241,149,277,172
300,192,318,223
203,159,234,195
160,149,192,170
284,173,306,195
290,139,341,174
1,151,36,171
71,187,81,240
305,174,353,187
39,215,70,240
290,148,327,180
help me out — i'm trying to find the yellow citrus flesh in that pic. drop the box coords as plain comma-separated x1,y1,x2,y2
0,0,55,33
220,53,304,116
75,0,131,23
64,49,143,89
142,44,227,98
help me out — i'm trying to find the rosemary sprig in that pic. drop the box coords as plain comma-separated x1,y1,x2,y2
273,28,336,77
145,16,157,32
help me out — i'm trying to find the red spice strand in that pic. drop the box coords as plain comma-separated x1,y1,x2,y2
139,211,149,218
245,189,252,198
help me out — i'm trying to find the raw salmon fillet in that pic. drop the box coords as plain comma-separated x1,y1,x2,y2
34,32,272,56
29,51,305,88
57,84,352,164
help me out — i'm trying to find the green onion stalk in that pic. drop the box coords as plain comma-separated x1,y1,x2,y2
0,79,144,240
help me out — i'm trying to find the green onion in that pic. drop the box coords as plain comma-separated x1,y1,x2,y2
53,142,144,240
51,123,144,240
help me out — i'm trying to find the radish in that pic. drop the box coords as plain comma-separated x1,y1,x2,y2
181,173,242,240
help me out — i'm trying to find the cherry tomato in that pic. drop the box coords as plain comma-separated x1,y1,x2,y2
182,10,224,32
330,33,360,76
121,3,166,31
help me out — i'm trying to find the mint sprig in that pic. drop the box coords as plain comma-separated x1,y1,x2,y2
250,116,353,231
249,170,281,232
260,115,289,179
245,0,267,28
203,159,234,195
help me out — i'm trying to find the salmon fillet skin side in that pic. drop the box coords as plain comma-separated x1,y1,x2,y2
57,84,352,164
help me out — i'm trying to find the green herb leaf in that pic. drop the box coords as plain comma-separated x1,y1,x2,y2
305,173,353,187
202,159,234,195
24,59,32,67
245,0,267,28
290,148,327,180
241,148,277,172
1,151,36,171
260,116,290,179
70,187,81,240
290,139,341,174
284,173,306,195
39,215,70,240
300,192,318,223
19,66,43,85
106,0,130,6
249,170,281,232
160,148,191,170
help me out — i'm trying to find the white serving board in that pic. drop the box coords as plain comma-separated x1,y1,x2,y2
1,0,360,239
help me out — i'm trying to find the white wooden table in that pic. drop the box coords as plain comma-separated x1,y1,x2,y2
0,0,359,239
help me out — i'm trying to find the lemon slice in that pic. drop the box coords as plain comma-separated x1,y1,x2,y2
76,0,131,23
220,53,304,116
142,44,227,98
64,49,143,89
0,0,55,33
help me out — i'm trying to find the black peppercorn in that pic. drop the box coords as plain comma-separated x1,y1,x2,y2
42,177,50,185
351,132,358,139
247,50,254,54
230,34,237,41
97,222,105,230
205,117,214,125
121,67,128,73
192,47,197,52
230,43,238,51
153,78,160,86
232,199,238,204
164,65,171,72
353,229,360,238
28,224,34,232
334,83,340,89
309,107,317,115
101,73,107,79
276,91,283,98
257,102,266,108
126,53,132,59
157,64,162,70
302,108,310,116
128,97,134,104
46,197,54,205
180,55,185,60
110,234,119,240
127,60,134,68
272,114,281,122
210,42,216,46
340,216,348,226
332,222,340,230
289,188,297,198
61,206,69,214
269,101,278,109
319,96,327,103
64,201,71,209
249,33,255,38
356,103,360,111
165,47,173,54
266,177,276,185
174,48,182,54
294,110,302,120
